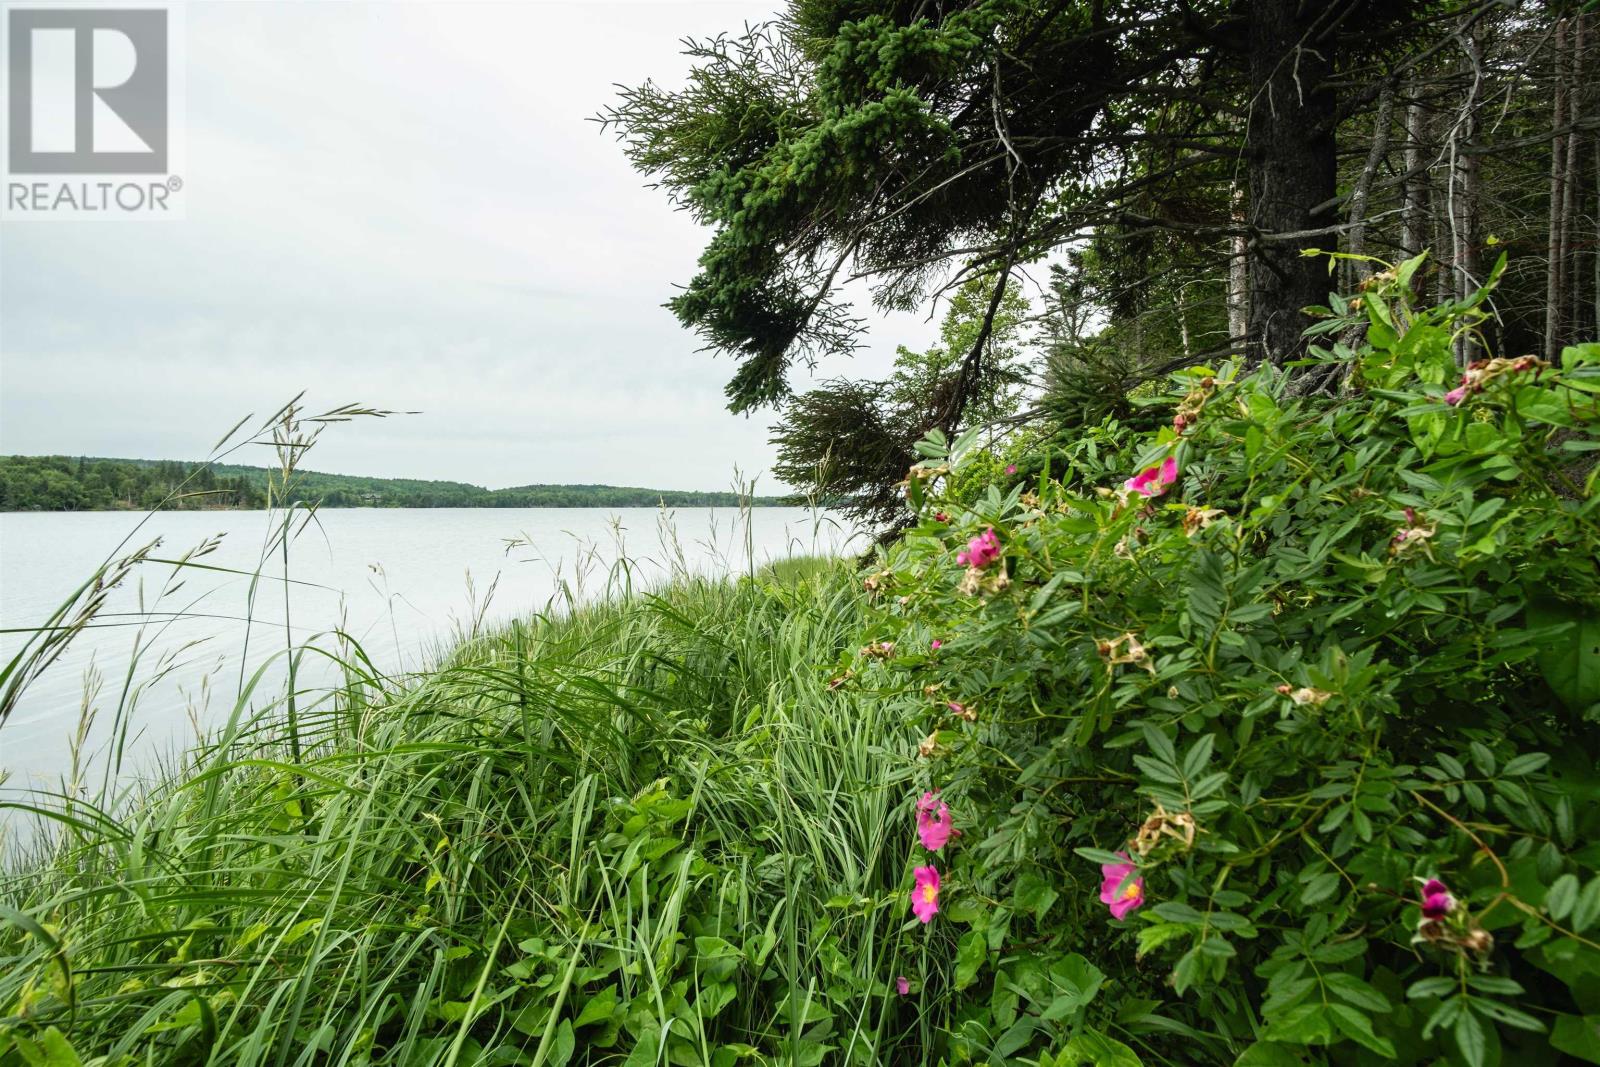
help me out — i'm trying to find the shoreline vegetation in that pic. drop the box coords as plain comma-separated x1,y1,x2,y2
2,550,878,1062
2,287,1599,1063
0,455,792,512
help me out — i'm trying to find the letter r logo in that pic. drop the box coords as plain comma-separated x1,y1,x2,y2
7,8,167,173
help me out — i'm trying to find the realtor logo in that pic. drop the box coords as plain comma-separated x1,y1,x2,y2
3,4,183,218
8,8,167,172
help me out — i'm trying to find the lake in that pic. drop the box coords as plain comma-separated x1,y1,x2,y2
0,506,860,811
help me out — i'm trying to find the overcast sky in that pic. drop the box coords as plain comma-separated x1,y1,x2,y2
0,1,937,492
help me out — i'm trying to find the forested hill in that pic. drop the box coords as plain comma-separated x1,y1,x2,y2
0,455,789,511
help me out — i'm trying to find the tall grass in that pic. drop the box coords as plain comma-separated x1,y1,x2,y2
0,553,941,1064
3,400,906,1063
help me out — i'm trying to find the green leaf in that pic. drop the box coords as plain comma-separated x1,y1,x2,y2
1548,874,1581,921
1182,734,1215,779
1469,742,1497,777
1407,976,1457,1000
1329,1003,1397,1058
1465,975,1523,996
995,1019,1039,1059
954,929,986,990
1075,847,1131,867
1455,1009,1488,1067
8,1029,84,1067
1552,1014,1600,1064
1170,946,1203,995
1014,870,1060,922
1573,877,1600,934
1367,317,1398,351
1043,953,1105,1020
574,987,619,1028
1137,922,1191,957
1473,998,1547,1033
913,430,949,459
1151,901,1205,924
1324,972,1391,1013
1141,723,1177,764
1502,752,1550,776
696,981,737,1019
1059,1027,1142,1067
1233,1042,1309,1066
1265,1002,1333,1044
549,1020,576,1067
622,1030,661,1067
1527,598,1600,713
1300,872,1341,907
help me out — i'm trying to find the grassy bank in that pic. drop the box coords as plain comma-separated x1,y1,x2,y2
2,559,937,1065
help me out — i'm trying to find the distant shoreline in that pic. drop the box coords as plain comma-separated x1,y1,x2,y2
1,455,796,512
1,501,798,514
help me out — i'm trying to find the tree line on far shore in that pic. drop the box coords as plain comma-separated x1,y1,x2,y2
0,455,788,512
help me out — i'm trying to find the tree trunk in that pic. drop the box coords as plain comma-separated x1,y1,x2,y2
1245,0,1340,367
1450,34,1482,365
1402,92,1431,260
1433,165,1453,307
1547,18,1570,361
1346,85,1395,281
1564,16,1586,347
1228,184,1249,348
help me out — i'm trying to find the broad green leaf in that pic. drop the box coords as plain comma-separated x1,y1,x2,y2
622,1030,661,1067
1137,922,1190,957
1548,874,1581,922
1043,953,1105,1019
1323,972,1391,1013
954,929,986,990
574,987,619,1028
1014,870,1060,922
1233,1042,1307,1066
1527,599,1600,714
9,1029,85,1067
696,981,737,1019
1574,877,1600,934
1552,1014,1600,1064
1455,1010,1487,1067
1503,752,1550,776
1329,1003,1396,1058
1059,1027,1142,1067
549,1020,575,1067
1265,1002,1333,1044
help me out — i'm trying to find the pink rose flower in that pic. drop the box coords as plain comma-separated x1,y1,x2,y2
916,790,952,851
1421,877,1455,920
1099,851,1145,919
1123,456,1179,498
911,865,941,923
956,528,1001,569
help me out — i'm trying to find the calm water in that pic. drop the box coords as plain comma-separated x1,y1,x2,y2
0,506,857,801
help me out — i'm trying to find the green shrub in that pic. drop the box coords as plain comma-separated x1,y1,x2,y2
862,255,1600,1064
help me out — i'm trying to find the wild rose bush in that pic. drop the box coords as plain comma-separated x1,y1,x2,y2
861,257,1600,1065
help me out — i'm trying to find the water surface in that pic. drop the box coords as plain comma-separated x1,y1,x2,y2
0,506,856,802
